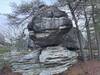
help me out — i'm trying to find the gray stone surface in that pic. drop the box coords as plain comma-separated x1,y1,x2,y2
28,6,73,49
2,46,77,75
27,5,86,50
23,5,85,75
28,6,72,32
39,46,77,75
19,50,40,63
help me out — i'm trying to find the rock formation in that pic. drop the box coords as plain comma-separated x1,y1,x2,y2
26,5,85,75
27,5,85,51
1,5,85,75
27,5,73,50
39,46,77,75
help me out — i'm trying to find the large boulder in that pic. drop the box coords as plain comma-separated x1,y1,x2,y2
27,6,73,48
28,6,72,32
27,5,86,51
25,5,84,75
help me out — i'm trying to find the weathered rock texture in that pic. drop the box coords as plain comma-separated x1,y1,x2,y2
28,6,72,31
39,46,77,75
27,5,74,49
1,46,77,75
26,5,85,75
27,5,85,50
0,5,86,75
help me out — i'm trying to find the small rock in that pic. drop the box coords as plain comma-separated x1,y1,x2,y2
40,70,52,75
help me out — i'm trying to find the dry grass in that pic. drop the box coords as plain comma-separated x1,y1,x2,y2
0,64,22,75
54,60,100,75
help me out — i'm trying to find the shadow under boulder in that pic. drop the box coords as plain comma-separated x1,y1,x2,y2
62,27,86,51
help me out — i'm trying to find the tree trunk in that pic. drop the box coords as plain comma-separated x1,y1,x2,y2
67,0,84,60
90,0,100,59
83,2,93,59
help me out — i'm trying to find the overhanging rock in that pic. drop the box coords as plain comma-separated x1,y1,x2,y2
27,5,73,49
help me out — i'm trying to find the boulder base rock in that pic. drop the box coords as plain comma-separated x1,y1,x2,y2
39,46,77,75
2,46,77,75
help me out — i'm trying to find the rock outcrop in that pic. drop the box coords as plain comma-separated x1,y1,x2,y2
27,5,85,51
5,46,77,75
28,6,71,32
0,5,85,75
27,5,73,49
39,46,77,75
26,5,85,75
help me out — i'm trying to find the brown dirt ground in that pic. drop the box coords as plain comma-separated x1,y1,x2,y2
54,60,100,75
0,64,22,75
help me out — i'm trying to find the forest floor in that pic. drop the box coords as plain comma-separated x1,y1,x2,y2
54,60,100,75
66,60,100,75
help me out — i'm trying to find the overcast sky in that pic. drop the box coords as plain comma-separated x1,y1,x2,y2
0,0,57,14
0,0,33,14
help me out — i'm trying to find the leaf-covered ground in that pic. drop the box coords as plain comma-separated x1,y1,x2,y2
54,60,100,75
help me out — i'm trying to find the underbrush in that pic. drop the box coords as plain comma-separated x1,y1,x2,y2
0,47,10,54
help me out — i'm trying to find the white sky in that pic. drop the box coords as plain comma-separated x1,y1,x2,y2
0,0,33,14
0,0,57,14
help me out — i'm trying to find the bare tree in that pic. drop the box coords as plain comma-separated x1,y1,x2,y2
66,0,84,59
82,1,93,59
90,0,100,58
